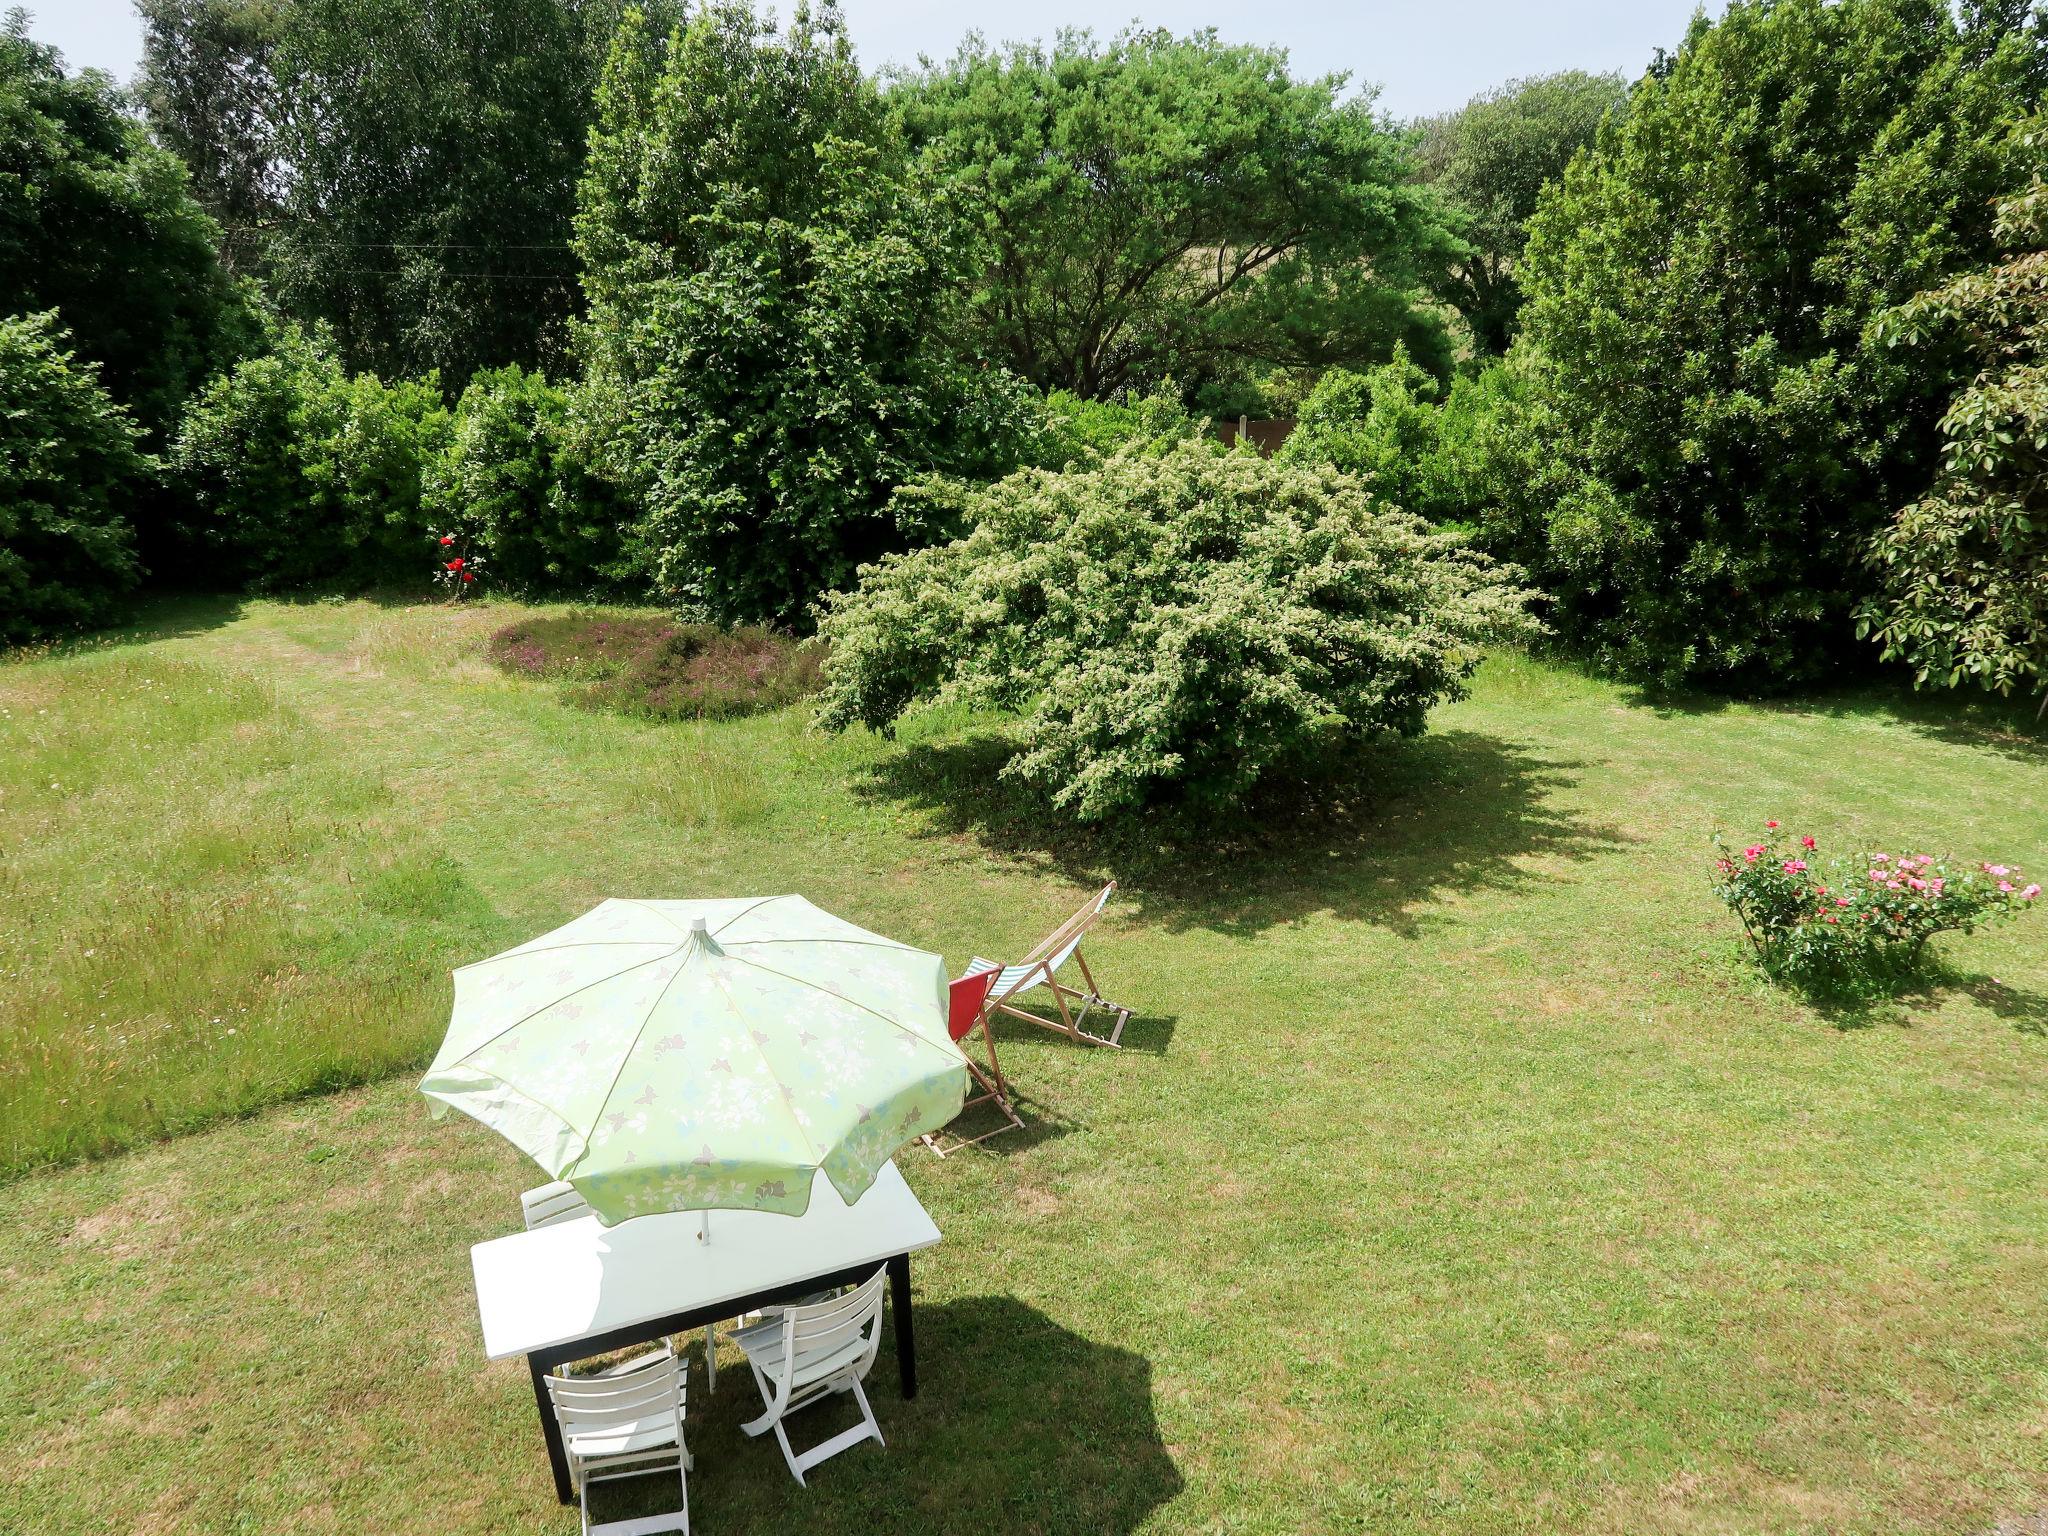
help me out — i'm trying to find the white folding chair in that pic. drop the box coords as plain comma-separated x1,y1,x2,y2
727,1267,889,1485
542,1344,691,1536
522,1181,592,1230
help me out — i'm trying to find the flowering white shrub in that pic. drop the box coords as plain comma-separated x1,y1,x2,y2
814,439,1539,821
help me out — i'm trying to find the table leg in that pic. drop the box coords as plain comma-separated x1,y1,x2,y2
529,1355,574,1504
887,1252,916,1399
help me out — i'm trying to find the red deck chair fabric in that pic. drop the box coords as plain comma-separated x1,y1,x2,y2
923,966,1022,1156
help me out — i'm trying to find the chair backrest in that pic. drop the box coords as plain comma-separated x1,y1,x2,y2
1018,881,1116,972
522,1181,592,1231
545,1347,684,1442
759,1268,888,1416
948,968,998,1042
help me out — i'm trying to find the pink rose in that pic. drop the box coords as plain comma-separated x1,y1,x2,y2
1835,898,1851,907
1998,880,2015,894
1907,877,1926,892
2023,884,2041,901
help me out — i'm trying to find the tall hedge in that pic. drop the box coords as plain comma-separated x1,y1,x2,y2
0,16,251,445
427,365,647,597
171,323,452,589
1505,0,2042,690
0,314,148,644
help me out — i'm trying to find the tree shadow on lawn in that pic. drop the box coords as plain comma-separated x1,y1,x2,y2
1616,672,2048,767
15,590,250,660
1804,686,2048,768
598,1294,1183,1534
857,727,1631,938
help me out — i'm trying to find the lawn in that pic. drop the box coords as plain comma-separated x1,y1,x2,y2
4,596,2047,1535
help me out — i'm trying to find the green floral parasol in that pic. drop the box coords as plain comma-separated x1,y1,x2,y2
420,896,966,1224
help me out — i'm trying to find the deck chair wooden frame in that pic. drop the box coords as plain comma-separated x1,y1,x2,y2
922,966,1023,1157
970,881,1132,1049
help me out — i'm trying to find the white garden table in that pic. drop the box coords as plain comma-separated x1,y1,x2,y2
470,1160,941,1503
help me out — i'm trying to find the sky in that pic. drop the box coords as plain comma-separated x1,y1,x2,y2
24,0,1725,120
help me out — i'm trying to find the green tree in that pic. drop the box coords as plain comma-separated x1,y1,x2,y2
1414,70,1625,355
1860,117,2048,708
138,0,674,382
576,1,1036,627
0,14,252,444
171,319,453,588
134,0,285,276
0,313,148,644
889,29,1456,402
1506,0,2042,691
1278,346,1446,516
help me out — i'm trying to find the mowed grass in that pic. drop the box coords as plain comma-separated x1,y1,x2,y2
3,596,2047,1535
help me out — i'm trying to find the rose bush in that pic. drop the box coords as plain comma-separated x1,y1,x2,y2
1712,821,2037,988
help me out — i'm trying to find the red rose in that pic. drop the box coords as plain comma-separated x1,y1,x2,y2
461,570,476,583
439,535,454,546
446,558,463,571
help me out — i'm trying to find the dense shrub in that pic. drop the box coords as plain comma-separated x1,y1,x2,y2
486,612,822,719
575,2,1037,629
815,438,1540,822
1506,0,2043,691
1278,347,1453,520
1859,117,2048,706
0,314,149,644
1712,822,2038,992
426,366,647,598
1278,352,1532,528
1034,387,1202,467
171,322,452,589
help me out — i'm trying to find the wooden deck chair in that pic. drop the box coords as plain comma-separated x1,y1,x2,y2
970,881,1132,1049
921,966,1023,1157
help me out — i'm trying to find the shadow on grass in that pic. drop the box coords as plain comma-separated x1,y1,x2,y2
1612,669,2048,766
12,590,250,661
857,728,1630,938
985,1004,1177,1058
614,1295,1181,1533
1787,958,2048,1035
1803,686,2048,768
928,1086,1083,1157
